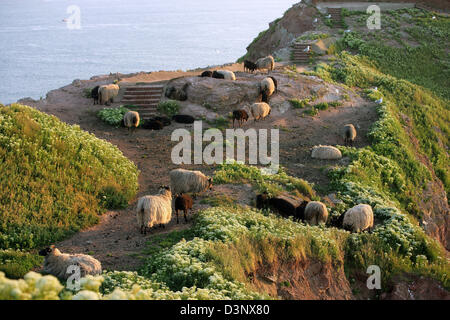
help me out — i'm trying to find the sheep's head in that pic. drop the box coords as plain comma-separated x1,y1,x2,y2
207,178,213,190
39,245,58,257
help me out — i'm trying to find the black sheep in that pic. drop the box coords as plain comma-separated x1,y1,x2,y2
142,119,164,130
232,110,249,128
212,71,225,79
256,192,270,209
268,196,298,219
91,86,99,105
152,116,171,126
294,200,308,222
244,60,257,73
174,193,193,223
172,114,195,124
259,90,270,103
200,70,213,77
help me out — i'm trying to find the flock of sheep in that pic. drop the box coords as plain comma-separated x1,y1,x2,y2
38,55,367,281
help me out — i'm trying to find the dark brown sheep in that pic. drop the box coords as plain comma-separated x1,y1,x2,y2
174,193,193,224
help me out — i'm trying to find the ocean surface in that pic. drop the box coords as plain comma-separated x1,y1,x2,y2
0,0,299,104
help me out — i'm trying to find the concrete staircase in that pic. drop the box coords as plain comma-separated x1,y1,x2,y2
121,85,164,119
327,8,345,28
291,42,313,64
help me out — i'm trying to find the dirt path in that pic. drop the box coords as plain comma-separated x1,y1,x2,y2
22,66,378,271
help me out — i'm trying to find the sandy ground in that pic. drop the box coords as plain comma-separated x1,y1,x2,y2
22,64,378,271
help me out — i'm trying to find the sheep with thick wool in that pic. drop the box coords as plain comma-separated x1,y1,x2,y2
342,204,374,233
214,70,236,80
170,168,213,196
98,84,119,105
302,201,328,225
123,111,140,131
256,55,275,73
136,186,172,234
343,124,357,146
250,102,271,122
39,246,102,281
260,77,276,97
311,145,342,160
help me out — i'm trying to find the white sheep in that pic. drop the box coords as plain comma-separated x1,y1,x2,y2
260,77,275,97
342,204,374,233
39,246,102,281
136,186,173,234
304,201,328,225
255,55,275,73
98,84,119,105
311,145,342,160
343,124,357,146
215,70,236,80
169,168,213,196
250,102,271,122
123,111,140,131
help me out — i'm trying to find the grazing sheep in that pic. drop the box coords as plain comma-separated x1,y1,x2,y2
256,55,275,73
232,109,249,128
39,246,102,281
269,76,278,93
311,145,342,160
98,84,119,105
250,102,271,122
342,204,374,233
302,201,328,225
123,111,140,131
212,71,225,79
343,124,357,146
256,192,270,209
256,193,305,221
200,70,213,77
169,168,213,196
165,83,189,101
258,90,270,103
214,70,236,81
261,77,275,97
172,114,195,124
244,60,258,73
91,86,100,105
174,193,193,224
152,116,171,126
268,196,298,219
136,186,173,234
295,201,308,221
142,119,163,130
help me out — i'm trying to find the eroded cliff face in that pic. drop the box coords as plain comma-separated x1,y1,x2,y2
241,2,317,61
250,259,354,300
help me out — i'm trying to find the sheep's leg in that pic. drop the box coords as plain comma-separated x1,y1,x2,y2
184,209,188,223
176,209,179,224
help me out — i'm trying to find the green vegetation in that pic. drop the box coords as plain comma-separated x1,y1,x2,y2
0,104,139,276
0,250,43,279
97,106,130,126
289,98,310,109
214,162,316,199
296,33,330,41
157,100,179,117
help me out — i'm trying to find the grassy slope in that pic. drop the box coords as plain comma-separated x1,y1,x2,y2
0,104,139,278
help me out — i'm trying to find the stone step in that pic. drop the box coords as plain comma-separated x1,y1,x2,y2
125,86,164,92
